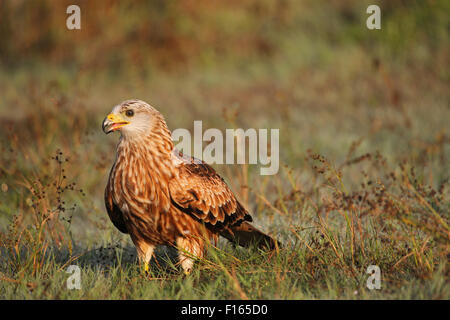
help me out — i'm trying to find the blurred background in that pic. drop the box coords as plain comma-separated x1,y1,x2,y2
0,0,448,253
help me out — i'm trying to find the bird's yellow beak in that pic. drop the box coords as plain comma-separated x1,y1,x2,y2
102,113,130,134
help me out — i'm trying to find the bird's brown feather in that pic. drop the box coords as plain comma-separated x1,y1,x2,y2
169,160,252,231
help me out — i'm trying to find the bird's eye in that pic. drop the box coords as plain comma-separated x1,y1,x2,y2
125,110,134,117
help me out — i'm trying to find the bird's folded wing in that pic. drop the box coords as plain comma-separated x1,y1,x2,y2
104,184,128,233
169,161,252,228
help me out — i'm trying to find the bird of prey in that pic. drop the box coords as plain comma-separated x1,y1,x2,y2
102,99,279,274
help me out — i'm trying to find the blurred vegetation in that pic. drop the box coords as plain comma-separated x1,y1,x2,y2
0,0,448,71
0,0,448,299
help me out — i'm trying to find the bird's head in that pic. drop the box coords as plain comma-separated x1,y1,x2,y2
102,99,164,138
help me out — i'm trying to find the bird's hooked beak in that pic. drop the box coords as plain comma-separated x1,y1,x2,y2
102,113,130,134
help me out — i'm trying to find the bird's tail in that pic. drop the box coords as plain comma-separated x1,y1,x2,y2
222,222,281,250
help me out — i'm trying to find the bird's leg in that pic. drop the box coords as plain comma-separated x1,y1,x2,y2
134,240,155,274
176,237,203,275
142,245,155,274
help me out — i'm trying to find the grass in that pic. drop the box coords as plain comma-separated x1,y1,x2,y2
0,0,449,299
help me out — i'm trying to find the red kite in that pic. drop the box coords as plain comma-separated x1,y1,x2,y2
102,99,279,274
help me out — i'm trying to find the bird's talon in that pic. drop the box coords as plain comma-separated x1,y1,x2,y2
183,268,192,276
143,262,150,275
